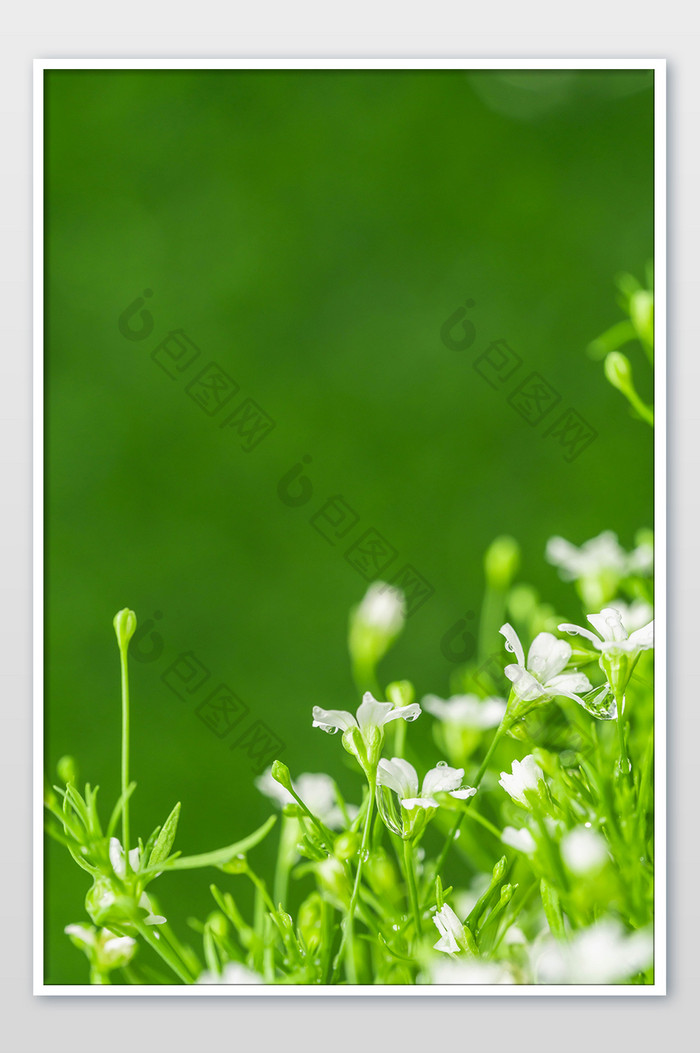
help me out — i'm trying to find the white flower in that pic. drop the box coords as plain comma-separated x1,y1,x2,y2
423,694,506,730
355,581,405,635
533,919,653,984
254,768,347,829
607,598,653,634
558,607,654,657
108,838,166,925
561,826,609,874
546,531,629,582
500,623,592,704
432,904,467,954
99,930,137,967
197,962,264,985
498,755,545,808
313,692,420,737
65,924,136,970
377,757,476,812
313,692,421,773
109,837,140,878
502,825,536,854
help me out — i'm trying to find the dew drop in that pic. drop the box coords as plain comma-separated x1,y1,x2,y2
454,829,461,841
406,713,419,722
360,848,370,863
392,924,400,932
436,760,448,769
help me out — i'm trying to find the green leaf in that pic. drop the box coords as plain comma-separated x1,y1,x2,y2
140,815,277,875
148,802,181,868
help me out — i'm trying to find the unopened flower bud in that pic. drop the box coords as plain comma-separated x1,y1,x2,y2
57,754,79,785
271,760,293,794
113,608,137,652
333,830,361,862
485,536,520,591
386,681,415,709
604,351,633,394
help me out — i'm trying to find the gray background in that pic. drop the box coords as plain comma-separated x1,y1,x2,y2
2,5,698,1051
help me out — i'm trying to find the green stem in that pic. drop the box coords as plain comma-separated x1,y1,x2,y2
119,644,131,867
403,838,422,937
332,780,375,983
134,921,194,984
431,722,506,885
616,694,631,776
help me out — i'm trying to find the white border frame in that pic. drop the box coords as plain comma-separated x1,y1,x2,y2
33,56,666,996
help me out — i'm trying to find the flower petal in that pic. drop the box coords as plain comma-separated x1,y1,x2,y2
546,671,593,700
527,633,571,681
449,787,477,800
500,623,525,668
421,764,465,797
558,622,601,647
382,703,422,726
504,664,546,702
377,757,419,799
629,619,654,651
312,706,357,734
356,693,395,732
402,795,438,811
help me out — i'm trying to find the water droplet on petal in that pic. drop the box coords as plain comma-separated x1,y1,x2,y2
405,712,419,722
436,760,448,769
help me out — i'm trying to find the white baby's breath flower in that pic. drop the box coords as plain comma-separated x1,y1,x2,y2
376,758,476,839
546,531,629,582
533,919,653,984
606,599,653,634
498,755,545,808
561,826,609,875
107,838,166,924
109,837,140,878
423,694,506,730
546,532,652,609
356,581,405,634
312,692,421,738
558,607,654,657
502,825,537,854
500,624,592,706
313,692,421,774
377,757,476,811
432,904,467,954
255,768,347,829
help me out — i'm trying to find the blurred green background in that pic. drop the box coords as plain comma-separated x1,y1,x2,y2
45,68,654,982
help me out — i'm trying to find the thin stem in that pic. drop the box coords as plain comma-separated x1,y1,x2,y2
134,921,194,984
119,645,131,866
402,838,422,938
616,694,631,776
332,780,375,983
431,722,506,885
